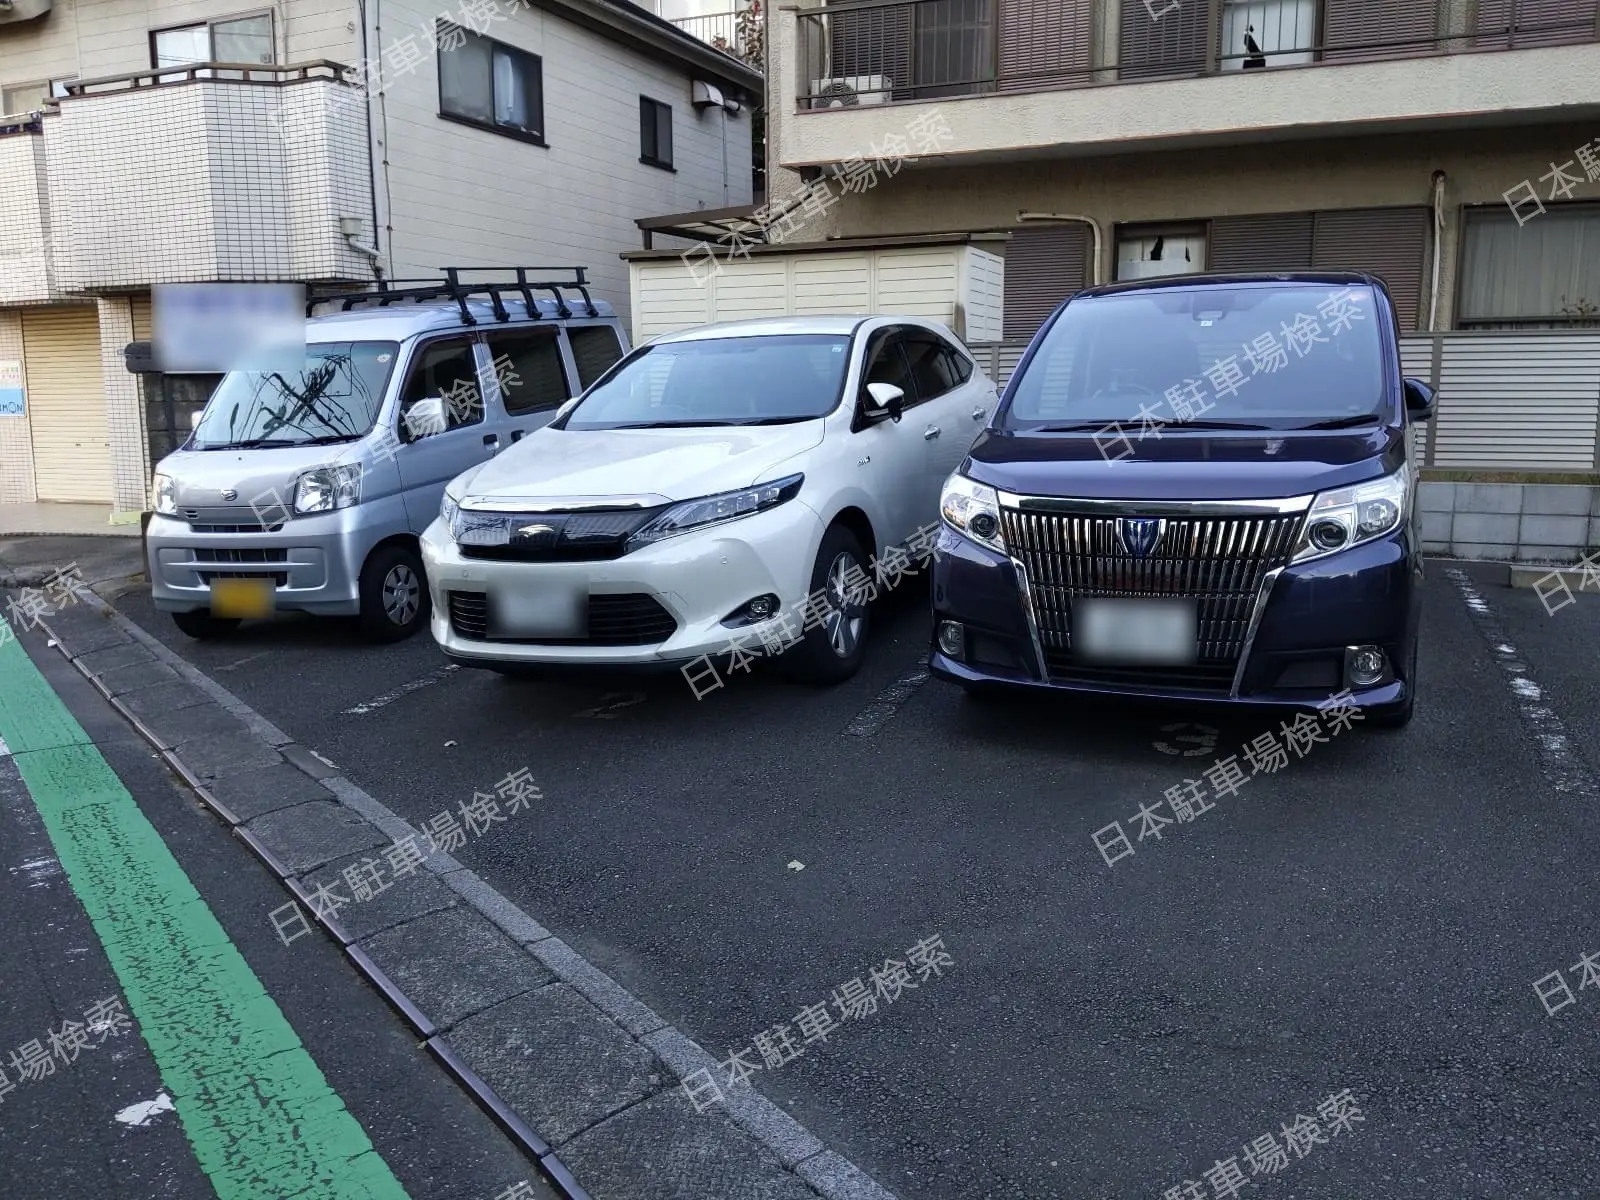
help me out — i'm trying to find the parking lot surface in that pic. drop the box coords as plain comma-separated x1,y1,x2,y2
112,563,1600,1199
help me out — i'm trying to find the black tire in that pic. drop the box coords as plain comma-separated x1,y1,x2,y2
788,524,873,685
171,610,240,640
358,542,430,643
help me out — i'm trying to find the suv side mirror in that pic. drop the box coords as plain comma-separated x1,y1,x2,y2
403,396,448,440
1403,377,1435,423
864,382,905,423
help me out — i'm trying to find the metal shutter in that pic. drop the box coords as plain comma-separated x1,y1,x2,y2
1002,224,1090,341
23,305,112,504
827,7,914,102
1311,207,1430,333
1323,0,1440,62
1207,212,1315,272
1000,0,1093,91
1474,0,1598,48
1118,0,1206,79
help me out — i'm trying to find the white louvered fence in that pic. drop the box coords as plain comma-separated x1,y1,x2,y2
968,332,1600,471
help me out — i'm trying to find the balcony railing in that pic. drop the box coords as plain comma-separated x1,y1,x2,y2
796,0,1600,107
671,10,746,49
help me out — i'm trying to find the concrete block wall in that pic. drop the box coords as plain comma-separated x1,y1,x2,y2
1419,483,1600,564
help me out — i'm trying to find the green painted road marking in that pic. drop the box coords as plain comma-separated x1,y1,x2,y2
0,618,410,1200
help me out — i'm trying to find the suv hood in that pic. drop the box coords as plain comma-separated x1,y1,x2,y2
456,423,825,506
964,425,1405,500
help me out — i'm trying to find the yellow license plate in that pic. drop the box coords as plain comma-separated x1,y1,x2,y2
210,576,276,619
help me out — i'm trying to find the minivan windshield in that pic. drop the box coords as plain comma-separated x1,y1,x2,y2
558,333,851,430
191,341,400,449
999,283,1387,433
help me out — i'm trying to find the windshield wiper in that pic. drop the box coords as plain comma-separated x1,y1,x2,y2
203,432,359,449
1026,419,1271,433
1294,415,1381,430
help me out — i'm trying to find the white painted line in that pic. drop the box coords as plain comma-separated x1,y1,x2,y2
845,660,930,738
1447,568,1597,803
342,664,460,716
10,856,61,888
214,651,272,673
0,734,9,758
115,1093,175,1126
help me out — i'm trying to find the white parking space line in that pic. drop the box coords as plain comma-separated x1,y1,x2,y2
214,651,273,673
341,664,461,716
845,660,931,737
1447,568,1598,802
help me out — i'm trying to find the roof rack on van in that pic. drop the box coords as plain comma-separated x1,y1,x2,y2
305,267,600,325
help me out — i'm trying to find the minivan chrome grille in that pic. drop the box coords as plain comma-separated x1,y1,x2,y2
998,507,1304,690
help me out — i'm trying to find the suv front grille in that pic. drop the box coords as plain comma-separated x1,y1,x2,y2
999,507,1303,693
447,591,678,646
457,508,664,563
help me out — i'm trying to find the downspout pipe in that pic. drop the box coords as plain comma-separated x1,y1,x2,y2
1016,211,1105,285
1428,170,1446,331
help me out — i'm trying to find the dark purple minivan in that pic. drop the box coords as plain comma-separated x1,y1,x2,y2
928,271,1435,728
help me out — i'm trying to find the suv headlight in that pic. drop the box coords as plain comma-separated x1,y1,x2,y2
293,463,363,515
625,474,804,553
940,472,1005,554
150,473,177,515
1291,465,1410,565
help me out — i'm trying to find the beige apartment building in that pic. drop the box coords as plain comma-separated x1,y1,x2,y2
761,0,1600,346
0,0,758,520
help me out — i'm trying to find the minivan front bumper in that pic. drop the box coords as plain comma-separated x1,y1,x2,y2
928,523,1420,713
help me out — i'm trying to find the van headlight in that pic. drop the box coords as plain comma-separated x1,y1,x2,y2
293,463,363,514
1291,465,1410,564
940,472,1005,554
624,474,804,553
440,490,460,527
150,473,177,515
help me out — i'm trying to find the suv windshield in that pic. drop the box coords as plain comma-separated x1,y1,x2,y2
559,333,851,430
1000,283,1386,433
192,341,401,449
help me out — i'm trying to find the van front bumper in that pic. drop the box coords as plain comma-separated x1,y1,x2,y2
419,501,825,669
145,503,403,616
928,524,1420,714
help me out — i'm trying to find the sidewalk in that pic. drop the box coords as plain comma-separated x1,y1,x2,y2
0,502,140,538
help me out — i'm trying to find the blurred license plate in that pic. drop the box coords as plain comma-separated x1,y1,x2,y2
495,584,585,638
1074,598,1197,666
210,576,275,619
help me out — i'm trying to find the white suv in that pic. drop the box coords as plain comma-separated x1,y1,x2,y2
420,315,998,683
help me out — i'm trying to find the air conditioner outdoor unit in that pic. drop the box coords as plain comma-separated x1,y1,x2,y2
809,76,892,109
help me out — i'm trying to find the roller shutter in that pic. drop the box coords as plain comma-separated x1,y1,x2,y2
1000,0,1094,90
1474,0,1597,49
1323,0,1439,62
1207,212,1315,272
23,305,111,503
1311,207,1430,332
1003,224,1091,341
1119,0,1206,79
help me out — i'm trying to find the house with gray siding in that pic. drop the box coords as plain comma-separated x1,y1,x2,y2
0,0,759,520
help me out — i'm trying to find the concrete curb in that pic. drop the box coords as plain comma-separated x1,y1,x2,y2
19,589,898,1200
1508,564,1600,590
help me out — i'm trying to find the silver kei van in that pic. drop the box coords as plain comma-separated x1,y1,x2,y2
146,269,628,642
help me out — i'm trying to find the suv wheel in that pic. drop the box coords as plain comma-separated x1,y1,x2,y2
171,610,240,640
789,525,872,684
358,543,431,643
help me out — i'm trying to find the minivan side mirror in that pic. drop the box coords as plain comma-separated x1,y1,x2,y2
403,396,448,440
1402,377,1436,423
864,382,905,423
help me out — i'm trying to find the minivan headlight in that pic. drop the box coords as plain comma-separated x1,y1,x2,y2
293,463,363,514
624,474,804,553
1291,465,1410,564
940,472,1005,554
151,473,176,515
440,490,460,527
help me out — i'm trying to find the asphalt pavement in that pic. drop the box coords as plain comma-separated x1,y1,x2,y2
90,559,1600,1199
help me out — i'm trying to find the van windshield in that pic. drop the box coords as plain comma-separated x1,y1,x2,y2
192,341,400,449
557,334,851,430
999,284,1387,433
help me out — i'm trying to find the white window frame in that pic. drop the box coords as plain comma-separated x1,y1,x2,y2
1115,226,1208,281
1220,0,1318,71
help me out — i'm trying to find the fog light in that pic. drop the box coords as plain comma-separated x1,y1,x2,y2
937,620,965,658
723,593,781,627
1310,520,1349,552
1346,645,1388,688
